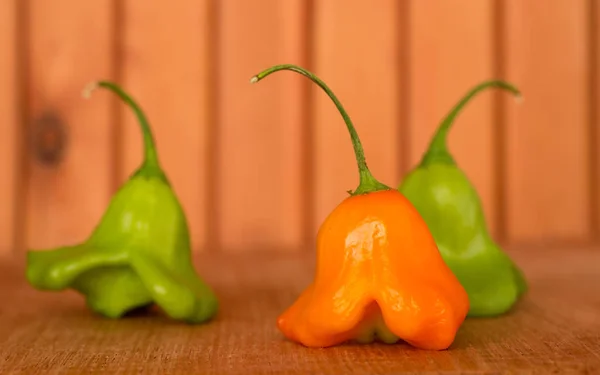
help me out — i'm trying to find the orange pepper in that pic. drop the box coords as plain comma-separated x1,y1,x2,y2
251,64,469,350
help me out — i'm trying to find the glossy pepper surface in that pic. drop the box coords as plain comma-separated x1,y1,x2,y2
26,82,218,323
251,64,469,350
398,81,527,317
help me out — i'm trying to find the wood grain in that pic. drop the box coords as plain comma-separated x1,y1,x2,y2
408,0,500,237
216,0,307,252
503,0,591,244
0,0,18,255
121,0,212,252
595,0,600,241
312,0,402,235
1,248,599,374
25,0,116,251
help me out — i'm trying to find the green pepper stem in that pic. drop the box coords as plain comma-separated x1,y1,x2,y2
250,64,389,195
83,81,160,169
420,80,522,167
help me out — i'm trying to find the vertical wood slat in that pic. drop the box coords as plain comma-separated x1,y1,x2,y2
408,0,499,237
311,0,402,235
121,0,212,252
503,0,591,245
216,0,307,252
0,0,18,255
25,0,116,250
593,0,600,243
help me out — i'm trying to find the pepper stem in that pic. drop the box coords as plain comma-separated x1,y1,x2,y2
420,80,522,167
83,81,160,171
250,64,389,195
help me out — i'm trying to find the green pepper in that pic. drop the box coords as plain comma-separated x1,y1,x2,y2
398,80,527,317
25,81,218,323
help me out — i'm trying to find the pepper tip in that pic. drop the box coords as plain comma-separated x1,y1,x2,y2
82,82,99,99
249,76,259,84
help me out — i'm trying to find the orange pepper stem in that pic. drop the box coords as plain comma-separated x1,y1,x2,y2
83,81,160,171
251,64,390,196
420,80,522,167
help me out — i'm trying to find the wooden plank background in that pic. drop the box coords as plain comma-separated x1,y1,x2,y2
0,0,596,256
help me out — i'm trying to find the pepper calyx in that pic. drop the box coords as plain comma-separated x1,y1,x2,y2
131,164,169,183
419,151,457,168
352,170,390,195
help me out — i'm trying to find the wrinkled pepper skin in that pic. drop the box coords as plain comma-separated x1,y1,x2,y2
252,64,469,350
26,82,218,323
398,81,527,317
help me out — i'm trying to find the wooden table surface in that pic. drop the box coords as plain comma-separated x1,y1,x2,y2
1,246,599,374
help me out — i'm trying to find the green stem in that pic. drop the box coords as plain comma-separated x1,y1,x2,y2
420,80,522,167
250,64,389,195
83,81,160,170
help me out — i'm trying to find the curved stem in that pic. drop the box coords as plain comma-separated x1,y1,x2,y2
421,80,522,167
83,81,160,169
251,64,389,195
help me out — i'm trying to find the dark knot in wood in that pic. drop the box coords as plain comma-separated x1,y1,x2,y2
30,112,68,167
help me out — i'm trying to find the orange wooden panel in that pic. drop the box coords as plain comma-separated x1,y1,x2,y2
217,0,307,252
312,0,402,234
408,0,499,237
0,0,18,255
26,1,116,250
503,0,591,244
121,0,212,252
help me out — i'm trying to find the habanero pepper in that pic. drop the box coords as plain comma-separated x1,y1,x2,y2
251,64,469,350
26,81,218,324
398,80,527,317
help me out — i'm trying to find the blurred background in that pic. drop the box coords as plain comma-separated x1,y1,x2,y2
0,0,596,257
